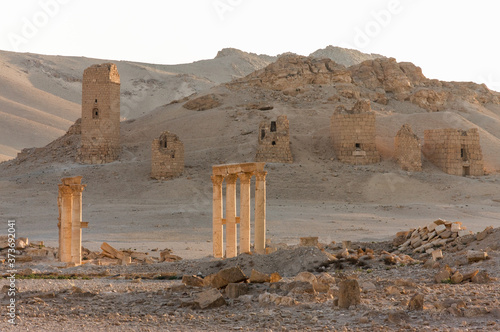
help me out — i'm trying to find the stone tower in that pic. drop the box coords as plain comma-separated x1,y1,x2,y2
394,124,422,171
78,63,121,164
422,128,483,176
255,115,293,163
151,131,184,179
330,100,380,165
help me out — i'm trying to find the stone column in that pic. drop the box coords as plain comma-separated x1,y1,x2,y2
225,174,238,258
211,175,224,258
70,183,85,265
58,185,73,263
254,171,267,254
239,172,252,254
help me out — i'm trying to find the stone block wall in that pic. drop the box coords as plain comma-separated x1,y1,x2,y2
394,123,422,171
255,115,293,163
422,128,483,176
78,63,121,164
151,131,184,179
330,100,380,165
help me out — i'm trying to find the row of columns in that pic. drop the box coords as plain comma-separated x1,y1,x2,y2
212,168,267,258
58,176,88,265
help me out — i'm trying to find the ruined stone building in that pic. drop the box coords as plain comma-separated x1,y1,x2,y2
151,131,184,179
394,124,422,171
78,63,121,164
422,128,484,176
255,115,293,163
330,100,380,165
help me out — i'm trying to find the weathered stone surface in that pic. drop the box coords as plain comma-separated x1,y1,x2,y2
432,249,443,261
467,250,488,263
204,266,248,289
151,132,184,180
183,94,222,111
338,279,361,309
182,275,205,287
299,237,319,247
476,226,493,241
249,269,270,283
408,293,424,311
194,288,226,309
409,89,448,112
294,271,317,284
256,115,292,163
394,124,422,172
434,268,451,283
287,281,316,295
270,272,282,283
225,283,249,299
451,271,464,284
471,270,491,284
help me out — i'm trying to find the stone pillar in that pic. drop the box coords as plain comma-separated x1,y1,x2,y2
211,175,224,258
225,174,238,258
70,183,85,265
254,171,267,254
58,185,73,263
239,172,252,254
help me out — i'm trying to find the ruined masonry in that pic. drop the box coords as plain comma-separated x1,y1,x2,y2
58,176,88,265
151,131,184,179
330,100,380,165
422,128,484,176
78,63,121,164
394,123,422,171
255,115,293,163
212,163,267,259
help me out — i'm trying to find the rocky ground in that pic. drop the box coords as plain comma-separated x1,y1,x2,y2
1,224,498,331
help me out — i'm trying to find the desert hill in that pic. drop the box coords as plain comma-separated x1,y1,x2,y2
0,46,384,162
1,51,500,257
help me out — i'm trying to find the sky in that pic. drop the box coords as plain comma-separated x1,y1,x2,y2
1,0,499,90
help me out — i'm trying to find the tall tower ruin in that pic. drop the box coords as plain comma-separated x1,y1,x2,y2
255,115,293,163
77,63,121,164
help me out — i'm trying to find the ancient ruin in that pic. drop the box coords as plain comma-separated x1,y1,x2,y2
57,176,88,265
78,63,121,164
212,163,267,258
330,100,380,165
422,128,484,176
151,131,184,179
255,115,293,163
394,123,422,171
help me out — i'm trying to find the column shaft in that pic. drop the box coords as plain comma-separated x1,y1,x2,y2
211,175,224,258
70,185,85,264
225,174,238,258
58,186,73,262
254,171,267,254
239,173,252,254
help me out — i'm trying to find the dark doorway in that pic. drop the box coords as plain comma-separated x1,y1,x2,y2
270,121,277,132
462,166,470,176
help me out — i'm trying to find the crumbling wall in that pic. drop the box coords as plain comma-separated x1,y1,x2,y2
255,115,293,163
394,124,422,171
151,131,184,179
330,100,380,165
422,128,483,176
78,63,121,164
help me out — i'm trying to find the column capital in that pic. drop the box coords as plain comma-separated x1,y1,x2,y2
58,185,74,196
211,174,224,186
225,173,239,184
255,171,267,181
239,172,252,183
69,184,86,194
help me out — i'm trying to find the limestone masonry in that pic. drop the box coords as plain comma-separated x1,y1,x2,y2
394,123,422,172
255,115,293,163
423,128,484,176
330,100,380,165
151,131,185,179
58,176,88,265
78,63,121,164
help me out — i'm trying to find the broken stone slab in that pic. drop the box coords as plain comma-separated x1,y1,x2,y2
476,226,493,241
100,242,125,260
458,230,472,237
338,279,361,309
204,266,248,289
462,269,479,281
194,288,226,309
439,230,452,239
467,250,488,263
408,293,424,311
225,283,249,299
294,271,317,284
451,271,463,284
435,224,446,235
15,237,29,250
299,237,318,247
434,268,451,283
431,249,443,261
249,269,271,283
270,272,282,283
451,222,462,232
286,281,316,295
471,270,491,284
182,275,205,287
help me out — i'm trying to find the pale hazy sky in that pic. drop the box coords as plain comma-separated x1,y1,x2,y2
1,0,499,90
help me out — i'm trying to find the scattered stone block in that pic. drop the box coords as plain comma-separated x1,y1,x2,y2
204,266,248,289
360,281,376,292
299,237,318,247
432,249,443,261
451,223,461,232
182,275,205,287
338,279,361,309
342,241,352,249
476,226,493,241
451,271,464,284
467,250,488,263
435,224,446,235
249,269,270,283
294,271,317,284
471,270,491,284
194,288,226,309
270,272,282,283
225,283,249,299
287,281,316,295
440,230,452,239
434,268,451,283
408,293,424,311
462,270,479,281
15,237,29,250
